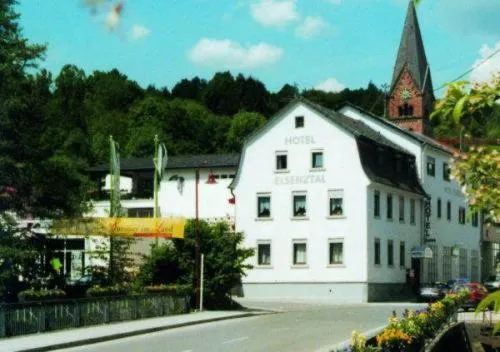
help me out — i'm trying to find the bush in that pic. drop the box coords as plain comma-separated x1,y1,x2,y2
143,284,192,295
86,284,129,297
135,220,254,309
17,288,66,302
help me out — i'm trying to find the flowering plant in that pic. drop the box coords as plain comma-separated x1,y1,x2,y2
376,328,412,350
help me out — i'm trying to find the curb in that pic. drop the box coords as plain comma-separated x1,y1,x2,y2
14,311,271,352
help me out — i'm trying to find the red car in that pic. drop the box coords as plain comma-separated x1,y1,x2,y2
451,282,489,311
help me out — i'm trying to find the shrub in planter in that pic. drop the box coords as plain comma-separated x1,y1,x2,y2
18,288,66,302
143,284,192,295
86,284,129,298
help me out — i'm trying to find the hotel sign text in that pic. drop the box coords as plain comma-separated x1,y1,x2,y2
275,174,326,185
284,135,316,145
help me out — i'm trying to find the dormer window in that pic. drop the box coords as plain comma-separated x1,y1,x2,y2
295,116,304,128
427,157,435,176
443,162,451,181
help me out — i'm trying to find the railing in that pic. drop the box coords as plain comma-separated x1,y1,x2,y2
0,294,189,338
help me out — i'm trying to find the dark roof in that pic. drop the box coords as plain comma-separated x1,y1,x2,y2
337,101,452,155
87,153,240,173
391,1,434,98
298,97,427,196
230,96,426,195
298,97,410,154
356,138,427,196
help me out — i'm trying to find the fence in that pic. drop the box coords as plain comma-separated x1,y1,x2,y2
0,294,189,338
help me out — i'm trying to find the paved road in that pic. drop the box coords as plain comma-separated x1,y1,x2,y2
58,300,424,352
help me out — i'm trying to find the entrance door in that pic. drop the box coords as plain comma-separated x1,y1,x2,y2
411,258,421,294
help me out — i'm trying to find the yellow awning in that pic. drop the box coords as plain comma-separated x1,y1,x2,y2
51,217,185,238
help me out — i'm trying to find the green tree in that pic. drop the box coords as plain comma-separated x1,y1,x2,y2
136,220,254,309
226,111,266,151
237,75,272,115
431,74,500,224
203,72,240,116
171,77,207,101
85,69,144,163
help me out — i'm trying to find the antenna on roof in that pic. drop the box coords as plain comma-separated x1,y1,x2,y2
293,82,300,98
369,83,389,116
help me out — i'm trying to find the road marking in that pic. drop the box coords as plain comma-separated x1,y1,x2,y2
180,350,192,352
222,336,249,344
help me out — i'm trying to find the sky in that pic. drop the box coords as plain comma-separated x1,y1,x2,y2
17,0,500,95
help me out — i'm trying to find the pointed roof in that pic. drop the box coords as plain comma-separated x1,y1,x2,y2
391,1,434,97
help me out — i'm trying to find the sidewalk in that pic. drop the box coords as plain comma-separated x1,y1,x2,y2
0,310,269,352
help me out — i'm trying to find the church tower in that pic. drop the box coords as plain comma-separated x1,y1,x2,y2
388,0,435,135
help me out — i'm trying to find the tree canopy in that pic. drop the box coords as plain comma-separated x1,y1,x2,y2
431,75,500,225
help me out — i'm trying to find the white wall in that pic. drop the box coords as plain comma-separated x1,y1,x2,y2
366,185,422,283
159,168,236,221
234,103,371,285
339,106,482,281
88,199,154,217
88,168,236,222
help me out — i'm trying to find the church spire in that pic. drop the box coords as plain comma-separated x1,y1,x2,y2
391,0,433,96
387,0,435,135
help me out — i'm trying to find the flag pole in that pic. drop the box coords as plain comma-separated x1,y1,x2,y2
153,134,159,246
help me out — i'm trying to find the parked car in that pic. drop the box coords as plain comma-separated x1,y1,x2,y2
64,275,108,298
484,275,500,292
450,282,489,311
446,277,469,289
419,282,448,302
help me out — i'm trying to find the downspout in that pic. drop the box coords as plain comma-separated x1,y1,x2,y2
230,188,236,232
420,145,426,246
420,145,427,283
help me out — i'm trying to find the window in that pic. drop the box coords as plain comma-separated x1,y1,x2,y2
398,103,414,117
257,194,271,218
126,207,154,218
276,152,288,171
399,241,405,267
471,250,479,283
410,199,416,224
388,240,394,266
426,244,438,283
329,189,344,216
293,193,307,217
427,156,435,176
387,194,393,220
328,239,344,265
311,151,323,169
447,201,451,221
442,247,452,282
295,115,304,128
395,155,402,174
374,238,381,265
472,212,479,227
257,242,271,266
459,249,468,279
293,241,307,265
443,162,451,181
374,190,380,217
399,195,405,222
437,198,442,219
459,207,466,224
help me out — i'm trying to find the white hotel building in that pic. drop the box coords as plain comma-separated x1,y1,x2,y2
229,1,482,302
229,96,481,302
